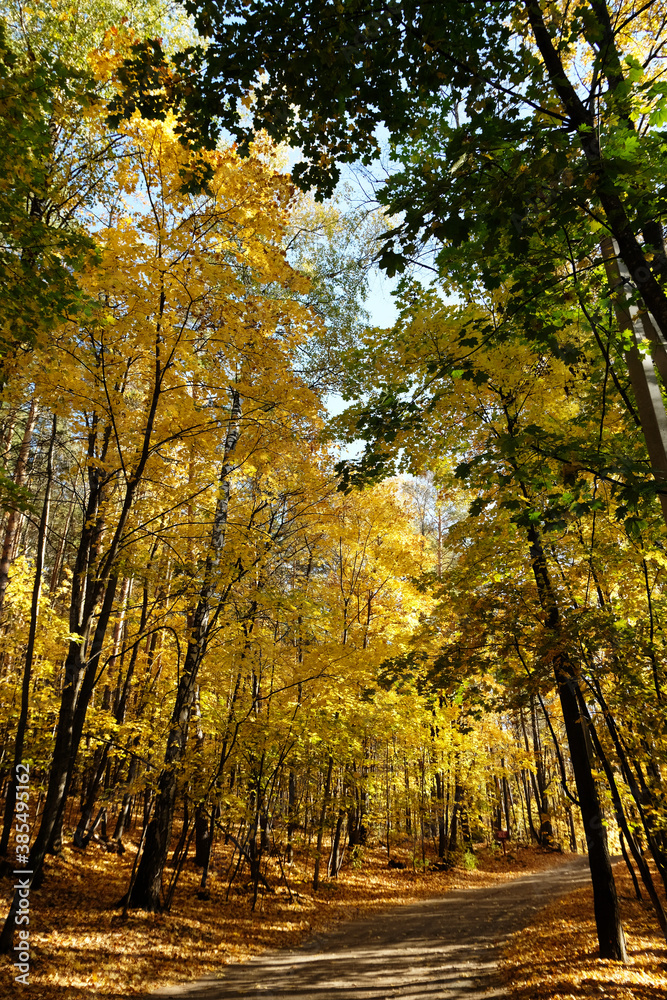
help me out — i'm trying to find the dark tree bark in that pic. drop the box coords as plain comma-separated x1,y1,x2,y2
328,796,346,878
526,520,627,961
448,774,464,854
313,754,333,891
287,769,297,863
502,772,512,839
113,756,139,844
198,806,218,892
529,698,554,846
576,683,667,940
619,830,642,902
435,771,447,858
588,675,667,895
73,575,134,848
128,390,242,910
194,804,211,869
518,706,545,844
170,796,190,867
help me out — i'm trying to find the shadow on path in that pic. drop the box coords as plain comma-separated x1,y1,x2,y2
152,856,592,1000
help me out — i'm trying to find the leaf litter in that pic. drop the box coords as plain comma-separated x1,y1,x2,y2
0,837,572,998
501,861,667,1000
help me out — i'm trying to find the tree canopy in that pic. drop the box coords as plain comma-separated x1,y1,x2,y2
2,0,667,988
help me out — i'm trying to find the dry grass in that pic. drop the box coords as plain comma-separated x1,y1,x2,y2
0,834,568,998
501,861,667,1000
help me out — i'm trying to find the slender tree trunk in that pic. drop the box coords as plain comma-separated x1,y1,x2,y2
0,399,38,619
526,520,627,961
199,806,218,892
518,707,543,842
328,772,346,878
449,774,464,853
435,770,447,857
49,501,73,594
0,416,56,857
171,795,190,866
502,770,512,839
600,238,667,523
619,829,642,901
287,769,297,863
526,0,667,340
404,760,411,835
113,756,139,844
194,803,211,869
589,674,667,894
73,576,133,848
576,684,667,940
520,770,540,842
530,697,554,845
46,572,122,855
127,391,242,910
313,755,333,891
385,742,391,858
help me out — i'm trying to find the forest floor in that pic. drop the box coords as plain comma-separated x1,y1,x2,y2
0,834,567,998
0,836,664,998
147,851,592,999
501,860,667,1000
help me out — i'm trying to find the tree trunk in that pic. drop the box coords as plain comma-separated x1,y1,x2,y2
287,769,297,863
199,806,218,891
449,776,464,853
48,501,73,594
171,795,190,866
502,771,512,839
526,0,667,342
518,708,543,843
529,697,554,846
127,390,242,910
526,520,627,961
194,804,211,869
576,683,667,940
0,415,55,858
113,752,139,844
435,771,447,858
0,399,38,620
589,674,667,894
313,754,333,891
601,238,667,523
328,791,346,878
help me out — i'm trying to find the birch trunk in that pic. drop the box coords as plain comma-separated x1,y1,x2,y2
601,237,667,525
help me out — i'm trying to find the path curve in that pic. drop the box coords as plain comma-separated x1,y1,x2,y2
153,856,592,1000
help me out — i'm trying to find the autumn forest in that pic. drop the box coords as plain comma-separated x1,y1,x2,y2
1,1,667,997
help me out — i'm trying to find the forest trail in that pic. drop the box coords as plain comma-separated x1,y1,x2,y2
152,855,592,999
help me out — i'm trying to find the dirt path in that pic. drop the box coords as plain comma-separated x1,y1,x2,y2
153,855,592,1000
